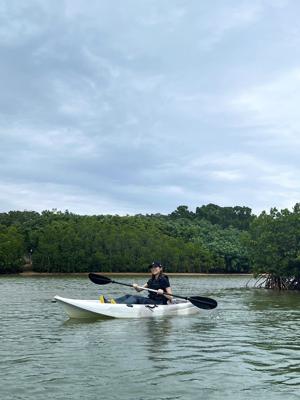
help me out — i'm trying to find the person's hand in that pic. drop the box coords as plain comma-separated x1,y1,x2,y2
157,289,164,295
133,283,139,292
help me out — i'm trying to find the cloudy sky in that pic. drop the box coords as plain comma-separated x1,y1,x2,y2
1,0,300,215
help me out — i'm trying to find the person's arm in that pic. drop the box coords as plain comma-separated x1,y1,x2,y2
133,283,148,292
165,287,173,303
157,286,173,303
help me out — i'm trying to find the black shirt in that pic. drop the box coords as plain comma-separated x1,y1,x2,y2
147,275,170,304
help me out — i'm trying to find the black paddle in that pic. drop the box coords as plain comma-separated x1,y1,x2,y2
88,273,217,310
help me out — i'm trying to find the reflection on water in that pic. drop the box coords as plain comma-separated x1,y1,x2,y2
0,275,299,400
62,317,103,326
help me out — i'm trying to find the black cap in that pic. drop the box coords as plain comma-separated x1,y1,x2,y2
148,261,163,269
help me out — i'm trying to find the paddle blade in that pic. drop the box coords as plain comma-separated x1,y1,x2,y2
188,296,218,310
89,273,112,285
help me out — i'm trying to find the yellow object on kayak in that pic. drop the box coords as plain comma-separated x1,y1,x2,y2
99,295,105,303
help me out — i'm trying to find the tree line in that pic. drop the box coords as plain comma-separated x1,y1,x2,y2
0,204,299,289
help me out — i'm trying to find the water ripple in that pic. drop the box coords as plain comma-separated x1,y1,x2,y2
0,275,299,400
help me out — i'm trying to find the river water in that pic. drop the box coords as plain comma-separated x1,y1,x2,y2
0,275,299,400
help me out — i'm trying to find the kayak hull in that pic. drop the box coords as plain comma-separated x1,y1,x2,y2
54,295,200,319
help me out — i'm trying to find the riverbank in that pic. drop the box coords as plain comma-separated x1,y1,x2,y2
18,271,253,277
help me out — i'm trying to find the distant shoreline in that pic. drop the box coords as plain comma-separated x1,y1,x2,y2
16,271,253,277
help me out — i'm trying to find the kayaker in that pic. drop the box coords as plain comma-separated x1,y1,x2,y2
134,261,173,304
101,261,173,305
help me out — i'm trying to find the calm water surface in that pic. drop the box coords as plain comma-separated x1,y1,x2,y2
0,275,299,400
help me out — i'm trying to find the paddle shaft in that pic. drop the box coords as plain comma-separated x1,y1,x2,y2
110,278,189,301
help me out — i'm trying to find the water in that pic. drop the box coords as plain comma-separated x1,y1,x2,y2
0,275,299,400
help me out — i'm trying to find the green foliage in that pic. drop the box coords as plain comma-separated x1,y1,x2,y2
156,216,249,272
195,204,254,230
0,206,252,274
31,216,217,273
1,203,299,285
243,205,300,281
3,202,299,278
0,224,25,273
170,204,254,230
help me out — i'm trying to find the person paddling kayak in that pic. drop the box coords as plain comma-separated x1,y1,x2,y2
100,261,173,305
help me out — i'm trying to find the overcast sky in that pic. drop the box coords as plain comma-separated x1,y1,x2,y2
1,0,300,215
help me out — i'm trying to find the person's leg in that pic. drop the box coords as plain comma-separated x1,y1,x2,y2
115,294,141,304
135,297,160,305
115,294,131,303
134,296,150,304
115,295,165,305
139,298,166,305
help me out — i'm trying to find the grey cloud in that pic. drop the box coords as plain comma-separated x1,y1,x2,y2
1,0,300,214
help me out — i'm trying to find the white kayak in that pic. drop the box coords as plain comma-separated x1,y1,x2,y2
54,295,200,319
